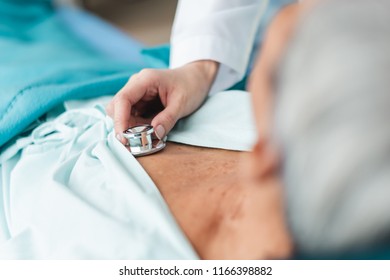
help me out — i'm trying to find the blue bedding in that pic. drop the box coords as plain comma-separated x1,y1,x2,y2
0,0,152,147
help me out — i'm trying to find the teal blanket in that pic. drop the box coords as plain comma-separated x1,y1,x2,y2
0,0,147,147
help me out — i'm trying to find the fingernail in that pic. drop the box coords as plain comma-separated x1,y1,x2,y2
116,133,124,142
155,125,165,140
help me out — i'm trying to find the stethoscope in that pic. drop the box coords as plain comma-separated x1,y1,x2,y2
123,124,166,157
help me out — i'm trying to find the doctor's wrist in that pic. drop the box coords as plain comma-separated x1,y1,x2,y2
184,60,219,93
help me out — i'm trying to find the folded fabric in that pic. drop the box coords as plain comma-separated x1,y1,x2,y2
0,106,197,259
0,90,256,259
169,90,256,151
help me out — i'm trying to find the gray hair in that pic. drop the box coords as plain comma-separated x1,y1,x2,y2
275,0,390,255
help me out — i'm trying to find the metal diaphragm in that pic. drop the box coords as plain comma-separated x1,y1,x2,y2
123,124,166,156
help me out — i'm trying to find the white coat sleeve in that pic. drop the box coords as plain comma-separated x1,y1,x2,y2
170,0,269,94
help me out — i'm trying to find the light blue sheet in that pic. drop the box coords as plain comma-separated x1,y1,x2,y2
0,109,197,259
0,90,256,259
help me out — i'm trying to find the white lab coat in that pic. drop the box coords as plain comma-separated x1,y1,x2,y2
170,0,269,93
170,0,298,93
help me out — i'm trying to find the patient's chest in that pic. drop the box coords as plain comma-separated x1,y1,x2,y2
137,142,241,194
136,143,291,259
137,143,241,256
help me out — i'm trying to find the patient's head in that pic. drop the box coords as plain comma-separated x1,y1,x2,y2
250,0,390,256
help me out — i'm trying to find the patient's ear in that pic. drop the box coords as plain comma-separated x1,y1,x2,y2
244,139,280,183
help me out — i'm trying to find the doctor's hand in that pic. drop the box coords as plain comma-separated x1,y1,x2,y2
107,60,219,144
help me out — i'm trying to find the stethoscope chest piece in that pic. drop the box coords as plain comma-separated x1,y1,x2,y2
123,124,166,157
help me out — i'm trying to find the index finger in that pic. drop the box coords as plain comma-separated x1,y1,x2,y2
113,72,156,142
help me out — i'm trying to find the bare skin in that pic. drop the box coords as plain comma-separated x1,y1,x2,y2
137,142,292,259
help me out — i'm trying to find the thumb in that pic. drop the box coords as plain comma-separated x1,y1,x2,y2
151,101,181,140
